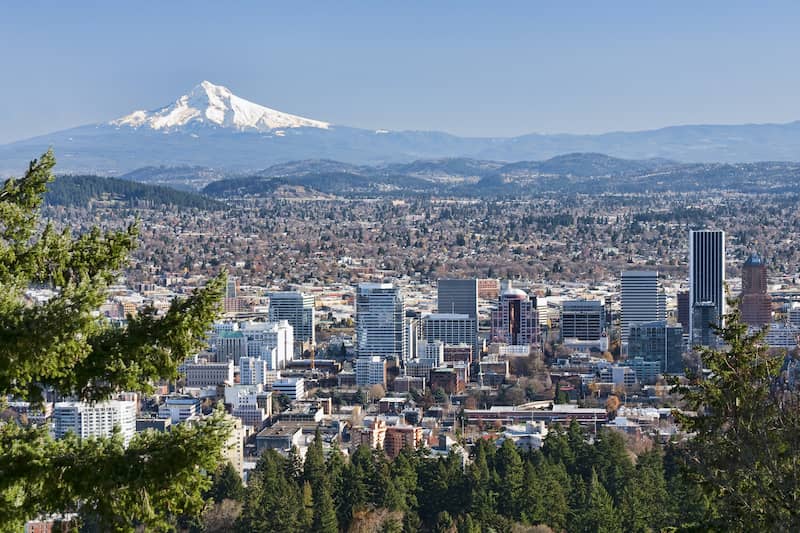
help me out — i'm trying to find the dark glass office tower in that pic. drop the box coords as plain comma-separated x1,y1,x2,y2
689,230,725,347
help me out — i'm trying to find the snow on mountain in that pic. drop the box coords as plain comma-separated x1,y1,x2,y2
111,80,330,132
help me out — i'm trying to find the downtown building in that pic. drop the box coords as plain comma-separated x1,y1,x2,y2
53,399,137,445
620,271,666,344
689,230,725,347
437,278,480,356
422,313,478,363
268,291,315,355
561,300,606,342
490,284,540,347
626,321,685,378
739,253,772,328
356,283,407,361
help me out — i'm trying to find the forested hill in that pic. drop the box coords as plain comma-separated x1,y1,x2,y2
44,174,225,210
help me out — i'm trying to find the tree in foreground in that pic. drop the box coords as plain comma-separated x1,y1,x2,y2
0,151,229,531
675,302,800,530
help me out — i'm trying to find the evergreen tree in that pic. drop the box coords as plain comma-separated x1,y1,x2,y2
494,439,524,519
237,450,302,532
539,460,570,532
300,481,314,530
581,470,622,533
325,442,349,527
674,303,800,530
0,151,229,531
207,462,244,503
466,440,496,523
304,428,326,489
619,448,669,532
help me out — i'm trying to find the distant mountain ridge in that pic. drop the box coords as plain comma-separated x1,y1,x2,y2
199,154,800,197
45,175,223,210
2,80,800,176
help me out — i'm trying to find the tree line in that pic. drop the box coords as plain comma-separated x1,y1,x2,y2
203,423,705,533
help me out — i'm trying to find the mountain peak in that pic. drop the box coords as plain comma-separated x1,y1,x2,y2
110,81,330,132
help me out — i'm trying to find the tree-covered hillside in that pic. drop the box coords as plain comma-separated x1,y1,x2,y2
44,174,225,210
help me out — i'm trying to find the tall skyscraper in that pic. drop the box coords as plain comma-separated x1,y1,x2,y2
620,271,665,343
689,230,725,346
490,284,540,347
739,253,771,327
356,283,407,361
268,291,315,354
438,278,480,356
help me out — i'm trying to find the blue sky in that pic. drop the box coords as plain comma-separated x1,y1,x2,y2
1,1,799,143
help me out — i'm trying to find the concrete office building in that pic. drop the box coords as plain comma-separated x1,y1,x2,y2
268,291,315,354
240,356,269,386
183,359,234,387
52,399,137,445
241,320,294,370
422,313,477,361
356,283,406,361
158,397,200,424
621,271,665,344
561,300,605,341
272,377,306,401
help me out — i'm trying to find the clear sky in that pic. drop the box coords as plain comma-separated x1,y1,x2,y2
1,1,799,143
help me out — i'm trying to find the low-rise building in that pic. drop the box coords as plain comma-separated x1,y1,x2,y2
184,359,234,387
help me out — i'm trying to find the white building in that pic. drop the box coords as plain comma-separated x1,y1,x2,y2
272,377,306,401
422,313,477,361
240,356,269,386
52,399,137,445
211,320,294,370
356,283,406,361
765,323,800,348
416,340,445,364
241,320,294,370
158,397,200,424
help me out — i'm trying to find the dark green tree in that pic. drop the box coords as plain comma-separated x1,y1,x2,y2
494,439,524,519
237,450,302,532
619,448,669,532
581,470,622,533
0,152,229,531
674,303,800,530
313,483,339,533
207,462,244,503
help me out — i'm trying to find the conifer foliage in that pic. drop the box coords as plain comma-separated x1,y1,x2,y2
0,152,230,531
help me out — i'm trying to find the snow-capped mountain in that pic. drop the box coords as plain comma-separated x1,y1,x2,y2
111,81,330,132
2,80,800,177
